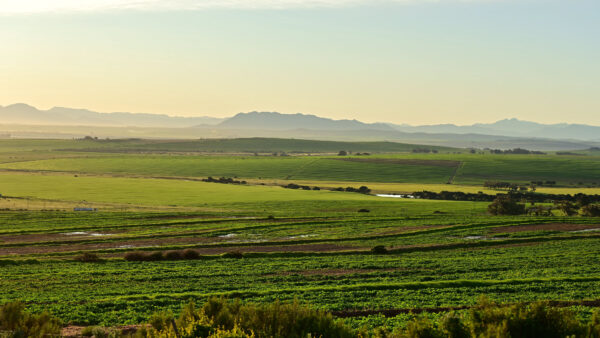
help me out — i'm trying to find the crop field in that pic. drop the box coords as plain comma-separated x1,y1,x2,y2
0,138,599,333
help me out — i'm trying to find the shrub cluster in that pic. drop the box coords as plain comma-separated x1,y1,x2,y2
488,148,546,155
388,297,600,338
332,186,371,194
124,249,202,262
412,148,439,153
202,177,247,185
413,190,600,205
74,252,103,263
0,301,61,337
487,195,526,215
143,297,354,338
284,183,318,191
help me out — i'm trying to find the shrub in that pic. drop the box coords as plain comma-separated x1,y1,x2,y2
358,208,370,213
222,251,244,259
440,312,469,338
145,251,164,261
487,195,526,215
468,298,584,338
581,204,600,217
371,245,388,254
181,249,200,260
164,251,184,260
75,252,102,263
124,252,147,261
149,298,356,338
0,301,61,337
124,251,163,261
404,317,445,338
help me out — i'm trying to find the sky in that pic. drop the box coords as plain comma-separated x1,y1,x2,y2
0,0,598,125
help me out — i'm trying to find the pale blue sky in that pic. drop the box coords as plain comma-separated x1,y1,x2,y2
1,0,598,125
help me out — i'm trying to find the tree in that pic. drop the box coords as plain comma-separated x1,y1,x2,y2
581,204,600,217
488,195,526,215
337,150,347,156
555,201,579,216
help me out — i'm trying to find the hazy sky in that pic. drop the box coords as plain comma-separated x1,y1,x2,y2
1,0,598,125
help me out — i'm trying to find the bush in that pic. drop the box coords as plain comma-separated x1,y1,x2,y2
75,252,103,263
124,251,164,261
581,204,600,217
394,298,589,338
145,251,164,261
371,245,388,254
164,251,184,260
222,251,244,259
0,301,61,337
182,249,200,260
487,195,526,215
358,208,370,213
468,298,584,338
124,252,147,261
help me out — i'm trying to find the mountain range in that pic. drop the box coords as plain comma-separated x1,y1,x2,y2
1,103,599,150
0,103,223,128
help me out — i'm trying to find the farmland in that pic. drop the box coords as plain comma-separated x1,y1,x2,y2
0,138,599,333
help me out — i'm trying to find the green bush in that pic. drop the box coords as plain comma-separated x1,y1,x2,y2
371,245,388,254
75,252,103,263
488,195,526,215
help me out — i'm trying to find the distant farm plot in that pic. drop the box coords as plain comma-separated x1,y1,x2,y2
0,172,378,209
0,156,458,183
2,152,599,187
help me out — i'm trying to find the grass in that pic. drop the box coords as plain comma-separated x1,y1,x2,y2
0,138,599,331
1,151,598,187
0,172,376,208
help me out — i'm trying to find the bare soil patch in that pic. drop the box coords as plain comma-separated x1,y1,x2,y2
335,158,461,168
490,223,600,233
193,243,363,255
0,231,122,244
0,236,224,256
61,325,149,337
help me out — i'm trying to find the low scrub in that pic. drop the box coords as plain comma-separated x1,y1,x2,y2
75,252,103,263
371,245,388,254
143,297,354,338
125,249,205,262
0,301,61,337
388,297,600,338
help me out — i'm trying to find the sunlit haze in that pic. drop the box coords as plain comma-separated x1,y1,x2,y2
1,0,598,125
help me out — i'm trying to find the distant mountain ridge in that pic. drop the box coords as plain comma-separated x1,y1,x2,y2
0,103,224,128
217,111,395,131
391,118,600,141
1,104,599,148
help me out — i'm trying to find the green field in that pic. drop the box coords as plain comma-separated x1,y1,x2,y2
0,138,599,334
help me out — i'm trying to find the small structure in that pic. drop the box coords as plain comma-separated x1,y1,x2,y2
74,207,98,212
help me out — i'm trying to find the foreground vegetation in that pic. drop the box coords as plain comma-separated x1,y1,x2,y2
3,297,600,337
